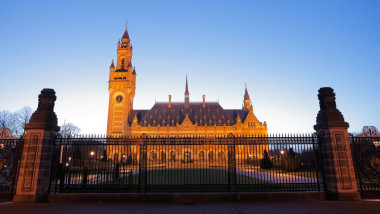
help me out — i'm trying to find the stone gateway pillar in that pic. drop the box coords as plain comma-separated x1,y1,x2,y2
314,87,360,201
13,89,60,203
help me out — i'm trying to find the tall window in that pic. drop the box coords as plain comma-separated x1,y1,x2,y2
199,151,205,161
150,151,157,162
121,58,125,69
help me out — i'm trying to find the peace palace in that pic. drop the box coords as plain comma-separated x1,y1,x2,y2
106,27,267,162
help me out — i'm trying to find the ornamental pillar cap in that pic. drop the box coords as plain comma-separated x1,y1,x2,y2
314,87,349,130
25,88,60,132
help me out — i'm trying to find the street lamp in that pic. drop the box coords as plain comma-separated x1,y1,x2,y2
248,154,253,165
90,151,95,159
280,150,285,171
374,141,380,147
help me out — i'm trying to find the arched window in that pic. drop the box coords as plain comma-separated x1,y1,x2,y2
160,151,166,163
209,151,214,162
184,151,191,163
170,151,175,161
150,151,157,162
199,151,205,161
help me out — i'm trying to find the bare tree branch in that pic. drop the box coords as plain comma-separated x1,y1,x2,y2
0,106,34,138
59,122,81,137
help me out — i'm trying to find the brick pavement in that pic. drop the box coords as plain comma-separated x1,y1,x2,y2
1,201,380,214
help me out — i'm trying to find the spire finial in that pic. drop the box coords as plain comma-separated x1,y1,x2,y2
184,75,189,107
185,75,189,95
110,59,115,68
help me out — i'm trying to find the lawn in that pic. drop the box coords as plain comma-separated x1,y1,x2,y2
111,168,263,185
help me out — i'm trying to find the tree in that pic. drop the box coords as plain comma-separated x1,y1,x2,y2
260,149,273,169
15,106,33,136
0,107,34,138
0,110,17,138
59,122,81,137
284,148,301,172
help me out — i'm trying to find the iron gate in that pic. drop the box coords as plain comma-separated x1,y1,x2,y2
50,134,324,193
350,135,380,198
0,138,24,201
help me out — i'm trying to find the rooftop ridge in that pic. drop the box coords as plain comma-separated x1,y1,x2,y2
155,101,219,104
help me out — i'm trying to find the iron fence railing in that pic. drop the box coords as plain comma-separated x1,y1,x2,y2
49,134,324,193
350,135,380,196
0,138,24,200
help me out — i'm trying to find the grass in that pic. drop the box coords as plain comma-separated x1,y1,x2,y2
110,168,264,185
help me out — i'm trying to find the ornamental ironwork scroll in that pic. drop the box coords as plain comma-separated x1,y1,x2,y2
362,126,379,137
0,138,24,193
350,135,380,190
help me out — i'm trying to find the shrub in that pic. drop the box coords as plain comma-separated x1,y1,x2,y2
284,148,301,172
260,150,273,169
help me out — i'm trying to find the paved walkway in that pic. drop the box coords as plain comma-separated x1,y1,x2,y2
236,169,316,183
1,201,380,214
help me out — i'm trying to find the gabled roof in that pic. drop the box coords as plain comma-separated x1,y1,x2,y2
129,102,249,127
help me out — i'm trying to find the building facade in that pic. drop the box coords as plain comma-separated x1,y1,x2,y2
106,27,268,163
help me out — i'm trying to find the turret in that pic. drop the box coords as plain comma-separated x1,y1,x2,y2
116,25,133,71
121,25,130,47
109,59,115,72
243,84,252,110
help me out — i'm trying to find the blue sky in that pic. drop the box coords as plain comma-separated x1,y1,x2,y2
0,0,379,134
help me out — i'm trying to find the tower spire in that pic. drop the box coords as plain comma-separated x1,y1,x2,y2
185,75,189,95
244,83,250,100
184,75,189,107
122,21,129,39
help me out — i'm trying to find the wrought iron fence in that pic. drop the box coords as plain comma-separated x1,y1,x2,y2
350,135,380,198
0,138,24,201
50,134,324,193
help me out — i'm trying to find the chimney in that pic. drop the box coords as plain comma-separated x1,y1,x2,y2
169,95,172,108
202,95,206,107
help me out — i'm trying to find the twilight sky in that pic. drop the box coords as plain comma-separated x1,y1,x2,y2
0,0,379,134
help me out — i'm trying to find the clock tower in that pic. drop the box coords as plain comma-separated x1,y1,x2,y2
107,26,136,136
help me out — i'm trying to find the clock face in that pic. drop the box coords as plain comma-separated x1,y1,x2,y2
116,95,123,103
